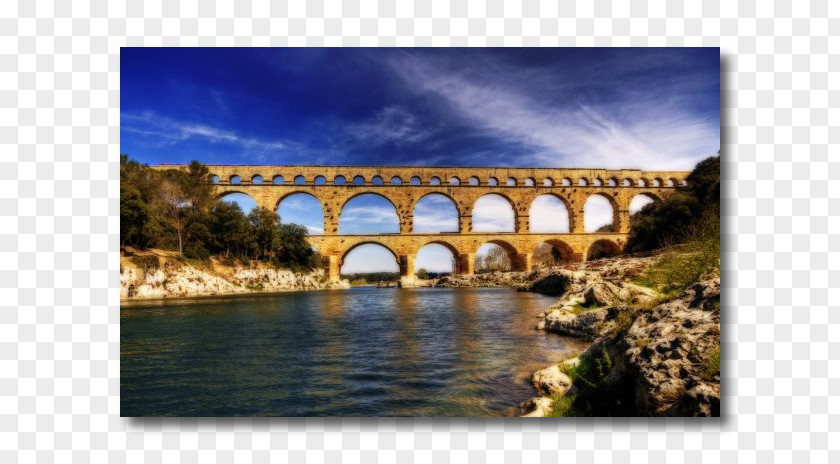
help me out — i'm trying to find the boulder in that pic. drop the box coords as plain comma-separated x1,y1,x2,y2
518,396,554,417
540,307,609,338
531,364,573,396
522,272,571,296
583,281,632,306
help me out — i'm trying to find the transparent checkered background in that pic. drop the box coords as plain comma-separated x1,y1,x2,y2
1,0,837,461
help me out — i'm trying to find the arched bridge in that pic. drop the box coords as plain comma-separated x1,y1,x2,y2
155,164,689,282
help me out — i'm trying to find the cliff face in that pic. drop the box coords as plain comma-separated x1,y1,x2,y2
120,253,348,300
517,254,721,417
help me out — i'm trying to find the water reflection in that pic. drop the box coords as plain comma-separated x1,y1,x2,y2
121,288,588,417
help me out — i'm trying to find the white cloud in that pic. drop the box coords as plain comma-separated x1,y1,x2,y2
387,56,718,170
472,195,514,232
339,206,399,224
529,195,569,232
413,195,459,232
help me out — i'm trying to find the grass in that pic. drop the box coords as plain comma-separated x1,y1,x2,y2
550,347,638,417
700,346,720,381
633,212,720,294
568,302,597,315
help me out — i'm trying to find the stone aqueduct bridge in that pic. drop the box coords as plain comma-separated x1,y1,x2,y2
157,164,689,282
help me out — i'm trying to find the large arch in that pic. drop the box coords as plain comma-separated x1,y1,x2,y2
413,193,459,232
472,193,516,232
414,242,458,276
629,192,661,216
340,242,400,275
533,239,576,268
583,193,618,233
529,194,571,233
339,193,400,234
217,191,258,214
276,192,325,235
587,239,621,261
474,239,518,273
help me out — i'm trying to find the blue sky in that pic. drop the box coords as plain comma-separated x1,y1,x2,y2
122,48,719,273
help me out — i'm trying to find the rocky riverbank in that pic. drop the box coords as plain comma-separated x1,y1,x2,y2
120,250,349,301
514,254,721,417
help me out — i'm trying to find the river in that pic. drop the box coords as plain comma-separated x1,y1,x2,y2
121,287,588,417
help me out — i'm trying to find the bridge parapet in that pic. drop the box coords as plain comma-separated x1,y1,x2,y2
152,164,688,282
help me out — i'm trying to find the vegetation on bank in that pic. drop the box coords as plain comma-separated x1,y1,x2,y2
120,155,320,271
625,155,720,253
544,155,721,417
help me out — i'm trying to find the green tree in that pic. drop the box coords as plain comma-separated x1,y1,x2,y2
248,207,281,260
416,268,429,279
625,155,720,253
120,185,150,248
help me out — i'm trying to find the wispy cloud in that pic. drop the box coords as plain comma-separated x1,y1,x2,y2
122,111,287,152
386,55,719,170
413,194,458,232
345,106,438,147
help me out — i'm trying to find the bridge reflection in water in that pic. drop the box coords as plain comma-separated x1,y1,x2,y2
155,164,689,283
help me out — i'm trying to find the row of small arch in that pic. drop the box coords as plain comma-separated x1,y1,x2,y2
211,174,686,188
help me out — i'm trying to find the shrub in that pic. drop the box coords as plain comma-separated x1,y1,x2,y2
633,211,720,294
626,155,719,253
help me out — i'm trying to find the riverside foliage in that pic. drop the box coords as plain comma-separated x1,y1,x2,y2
120,155,320,271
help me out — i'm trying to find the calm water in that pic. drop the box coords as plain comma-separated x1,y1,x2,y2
121,287,587,417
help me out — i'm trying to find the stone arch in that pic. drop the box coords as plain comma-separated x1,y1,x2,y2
314,175,327,185
340,241,400,271
584,192,619,232
412,192,460,233
352,175,365,185
472,193,516,232
410,176,422,185
217,191,258,214
390,176,402,185
562,177,572,186
533,239,577,268
430,176,441,185
529,194,572,232
468,176,480,186
506,177,516,186
578,177,588,186
488,177,499,186
606,177,618,187
651,178,662,187
525,177,535,186
543,177,554,186
622,178,633,187
334,175,346,185
275,192,325,234
339,191,399,214
474,239,519,272
294,175,305,185
414,241,459,275
449,176,461,186
230,175,241,184
593,178,603,187
251,174,263,185
629,192,662,216
587,239,621,261
338,192,400,234
371,175,384,185
666,178,678,187
272,175,284,184
637,178,648,187
210,174,220,184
